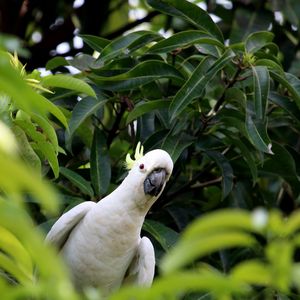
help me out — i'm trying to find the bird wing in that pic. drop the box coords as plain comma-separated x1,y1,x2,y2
123,236,155,287
45,201,95,249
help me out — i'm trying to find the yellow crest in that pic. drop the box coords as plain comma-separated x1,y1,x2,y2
125,142,144,170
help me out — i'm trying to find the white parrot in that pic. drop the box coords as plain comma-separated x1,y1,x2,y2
46,143,173,296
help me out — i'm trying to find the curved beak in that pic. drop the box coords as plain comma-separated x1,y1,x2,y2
144,168,167,196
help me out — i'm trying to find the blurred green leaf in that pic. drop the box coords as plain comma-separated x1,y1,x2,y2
265,241,293,292
183,210,253,240
111,270,247,299
32,140,59,178
0,153,59,214
0,226,33,276
0,52,67,127
0,251,32,284
161,230,255,274
12,125,41,172
231,260,271,286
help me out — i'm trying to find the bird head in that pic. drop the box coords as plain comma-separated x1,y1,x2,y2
125,143,173,205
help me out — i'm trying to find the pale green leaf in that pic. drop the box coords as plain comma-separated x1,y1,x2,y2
42,74,96,98
161,231,255,274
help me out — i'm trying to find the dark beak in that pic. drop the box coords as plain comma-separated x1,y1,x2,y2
144,168,167,196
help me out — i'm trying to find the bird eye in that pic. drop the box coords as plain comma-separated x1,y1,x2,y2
139,163,144,170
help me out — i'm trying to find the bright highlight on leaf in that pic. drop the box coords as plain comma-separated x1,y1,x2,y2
0,121,18,155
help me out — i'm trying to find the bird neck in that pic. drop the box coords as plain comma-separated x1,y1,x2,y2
98,174,155,221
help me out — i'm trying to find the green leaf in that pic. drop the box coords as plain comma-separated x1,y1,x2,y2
148,30,224,54
111,270,247,299
143,220,179,252
69,96,107,138
28,113,58,152
80,34,110,53
261,143,300,195
0,251,32,284
245,114,273,154
89,60,184,91
90,128,111,196
127,100,170,125
42,74,96,98
255,58,284,75
269,92,300,125
270,71,300,111
0,52,67,127
231,260,272,286
229,8,272,44
286,211,300,236
97,31,161,64
183,209,253,240
161,134,194,163
265,241,293,291
0,155,59,214
45,56,68,70
161,230,255,274
205,150,234,199
252,66,269,121
245,31,274,53
0,226,33,278
59,167,94,197
222,131,258,182
14,119,59,177
169,49,235,120
68,54,96,71
12,125,41,172
32,141,59,178
147,0,224,42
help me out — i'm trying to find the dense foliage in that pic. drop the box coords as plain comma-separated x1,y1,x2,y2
1,0,300,299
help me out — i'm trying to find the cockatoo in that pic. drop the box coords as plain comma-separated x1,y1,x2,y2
46,143,173,296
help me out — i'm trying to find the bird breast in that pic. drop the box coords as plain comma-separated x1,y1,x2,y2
61,205,142,294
